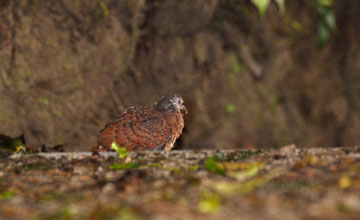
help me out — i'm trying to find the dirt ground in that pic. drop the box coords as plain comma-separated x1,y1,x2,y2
1,146,359,220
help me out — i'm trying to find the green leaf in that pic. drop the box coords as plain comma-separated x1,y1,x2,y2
198,195,221,213
251,0,271,18
226,104,236,114
39,97,49,105
317,23,329,47
15,145,25,153
115,208,138,220
339,176,351,189
0,136,25,153
110,163,140,170
324,11,336,31
239,169,283,193
214,182,239,196
98,1,109,19
232,61,242,73
317,0,332,7
111,142,128,158
274,0,286,15
205,157,226,175
316,1,337,47
227,164,261,180
0,191,14,200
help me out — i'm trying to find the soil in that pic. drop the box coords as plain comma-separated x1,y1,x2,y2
1,146,360,219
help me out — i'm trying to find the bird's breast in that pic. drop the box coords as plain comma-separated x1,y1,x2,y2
164,111,184,137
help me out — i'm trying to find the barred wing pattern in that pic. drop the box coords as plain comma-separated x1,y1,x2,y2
98,106,173,151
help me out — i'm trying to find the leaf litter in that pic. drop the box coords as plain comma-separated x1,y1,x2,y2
0,146,360,219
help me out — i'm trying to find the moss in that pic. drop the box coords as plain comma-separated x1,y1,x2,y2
336,202,349,213
89,207,138,220
270,180,311,191
205,157,226,175
187,176,201,185
168,167,182,175
188,165,199,171
198,193,221,214
109,163,141,170
147,163,162,168
40,207,73,220
37,191,77,203
0,190,15,200
235,150,260,161
19,162,53,171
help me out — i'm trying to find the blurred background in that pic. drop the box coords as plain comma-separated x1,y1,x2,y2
0,0,359,151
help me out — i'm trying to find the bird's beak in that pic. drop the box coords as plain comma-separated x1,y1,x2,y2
180,105,188,114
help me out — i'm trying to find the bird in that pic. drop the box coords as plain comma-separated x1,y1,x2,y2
97,94,187,151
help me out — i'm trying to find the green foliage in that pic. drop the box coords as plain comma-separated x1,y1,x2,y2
236,150,259,161
98,1,109,20
15,145,25,153
147,163,162,168
251,0,271,18
317,0,332,7
275,93,287,104
20,162,53,171
251,0,286,18
39,97,49,105
111,142,128,158
198,188,221,213
338,176,351,189
274,0,285,15
115,208,138,220
213,182,239,196
250,0,336,47
205,157,226,175
0,135,25,153
316,0,336,47
109,163,140,170
0,190,14,200
38,192,74,203
336,202,349,213
226,103,236,114
231,59,242,73
227,164,261,179
212,169,283,196
198,194,221,213
187,176,201,185
41,207,73,220
238,169,282,193
90,207,138,220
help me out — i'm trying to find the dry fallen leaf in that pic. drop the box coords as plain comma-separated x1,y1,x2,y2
339,176,351,189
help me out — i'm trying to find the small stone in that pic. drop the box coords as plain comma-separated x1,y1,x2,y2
10,195,25,205
124,156,132,163
102,183,116,194
280,144,298,155
127,151,137,157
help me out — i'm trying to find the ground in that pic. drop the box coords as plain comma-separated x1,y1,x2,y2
1,146,360,219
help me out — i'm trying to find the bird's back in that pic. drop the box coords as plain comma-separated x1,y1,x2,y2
98,105,175,151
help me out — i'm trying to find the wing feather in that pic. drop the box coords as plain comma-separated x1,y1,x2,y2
98,106,172,151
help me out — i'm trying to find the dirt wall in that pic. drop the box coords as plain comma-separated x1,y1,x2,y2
0,0,359,151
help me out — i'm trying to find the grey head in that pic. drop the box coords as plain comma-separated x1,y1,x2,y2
155,94,187,114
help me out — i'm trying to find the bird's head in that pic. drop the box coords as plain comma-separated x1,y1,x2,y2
156,94,188,115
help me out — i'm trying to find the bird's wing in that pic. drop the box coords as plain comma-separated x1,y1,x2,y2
98,106,172,151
